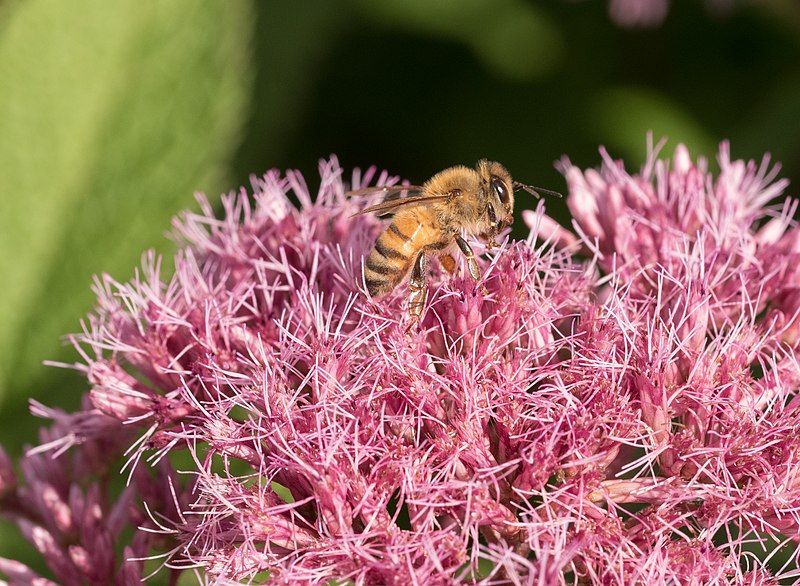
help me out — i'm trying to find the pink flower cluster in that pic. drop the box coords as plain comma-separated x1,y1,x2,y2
1,140,799,584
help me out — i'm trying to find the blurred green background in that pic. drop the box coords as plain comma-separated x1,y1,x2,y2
1,0,799,576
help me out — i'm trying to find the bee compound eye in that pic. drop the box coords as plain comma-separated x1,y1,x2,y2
491,178,510,205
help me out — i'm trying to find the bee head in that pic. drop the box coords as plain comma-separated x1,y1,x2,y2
477,160,514,232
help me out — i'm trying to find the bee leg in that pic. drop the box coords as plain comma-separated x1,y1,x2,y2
406,252,427,333
456,236,488,294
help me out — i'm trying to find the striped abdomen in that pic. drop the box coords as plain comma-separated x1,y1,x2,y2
364,221,417,297
365,209,451,297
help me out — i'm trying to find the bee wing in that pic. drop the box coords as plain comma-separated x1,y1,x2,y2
349,186,451,217
345,185,425,199
351,194,451,217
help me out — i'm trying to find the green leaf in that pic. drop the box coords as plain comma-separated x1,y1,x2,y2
0,0,253,407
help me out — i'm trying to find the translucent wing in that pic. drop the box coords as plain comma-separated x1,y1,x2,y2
345,185,424,199
348,185,450,217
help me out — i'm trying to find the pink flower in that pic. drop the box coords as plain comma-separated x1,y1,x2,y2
2,144,799,584
0,399,189,584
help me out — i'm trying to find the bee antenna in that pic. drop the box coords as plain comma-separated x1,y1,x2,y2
513,181,563,199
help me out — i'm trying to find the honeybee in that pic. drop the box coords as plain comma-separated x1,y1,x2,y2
350,159,555,329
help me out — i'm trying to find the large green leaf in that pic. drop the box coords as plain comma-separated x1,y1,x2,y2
0,0,253,409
